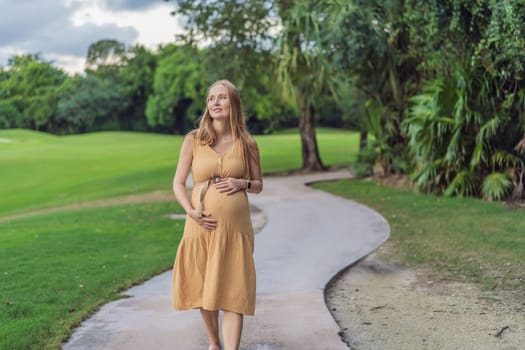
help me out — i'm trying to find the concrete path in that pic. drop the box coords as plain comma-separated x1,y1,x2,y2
63,170,390,350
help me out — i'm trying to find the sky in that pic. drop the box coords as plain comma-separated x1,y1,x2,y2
0,0,184,74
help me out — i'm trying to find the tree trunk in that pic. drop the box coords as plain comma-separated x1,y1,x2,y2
512,167,525,200
297,91,324,171
359,130,368,151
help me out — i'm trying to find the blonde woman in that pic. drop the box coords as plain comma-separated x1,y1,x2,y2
172,80,263,350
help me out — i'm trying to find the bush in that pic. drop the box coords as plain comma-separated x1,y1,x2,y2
351,144,376,178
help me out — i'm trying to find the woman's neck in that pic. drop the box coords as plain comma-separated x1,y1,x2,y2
212,119,232,141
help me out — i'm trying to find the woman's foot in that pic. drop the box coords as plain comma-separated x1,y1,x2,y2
208,345,221,350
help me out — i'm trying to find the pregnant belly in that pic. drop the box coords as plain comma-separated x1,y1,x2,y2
194,186,250,219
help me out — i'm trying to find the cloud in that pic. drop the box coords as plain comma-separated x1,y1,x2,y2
0,0,138,67
0,0,179,73
46,53,86,74
0,0,68,45
71,1,181,51
104,0,159,11
0,46,25,69
34,21,138,57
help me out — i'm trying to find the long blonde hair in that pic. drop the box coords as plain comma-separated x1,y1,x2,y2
195,79,254,178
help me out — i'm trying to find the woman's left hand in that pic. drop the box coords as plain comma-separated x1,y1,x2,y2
214,177,246,195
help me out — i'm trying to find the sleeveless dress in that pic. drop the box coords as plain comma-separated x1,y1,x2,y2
172,135,256,315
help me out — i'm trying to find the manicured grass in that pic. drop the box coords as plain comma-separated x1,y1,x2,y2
0,129,358,217
256,129,358,173
0,202,184,350
0,130,181,217
313,180,525,291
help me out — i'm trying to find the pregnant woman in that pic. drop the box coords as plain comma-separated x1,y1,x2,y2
171,80,263,350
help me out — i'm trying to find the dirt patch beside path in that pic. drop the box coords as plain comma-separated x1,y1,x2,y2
326,244,525,350
0,191,174,223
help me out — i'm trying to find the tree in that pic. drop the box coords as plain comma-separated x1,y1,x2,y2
146,45,206,134
166,0,328,170
0,100,19,129
319,0,420,175
117,44,157,131
0,54,66,130
84,39,153,132
86,39,127,71
55,75,125,134
275,0,344,170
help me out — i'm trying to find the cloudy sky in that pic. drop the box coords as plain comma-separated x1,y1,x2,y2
0,0,183,74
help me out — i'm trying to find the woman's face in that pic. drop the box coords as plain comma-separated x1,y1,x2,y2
207,84,230,120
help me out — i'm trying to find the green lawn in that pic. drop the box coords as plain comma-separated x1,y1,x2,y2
313,180,525,291
0,128,358,350
0,202,184,350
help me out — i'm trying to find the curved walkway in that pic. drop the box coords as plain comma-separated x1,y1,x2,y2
63,170,390,350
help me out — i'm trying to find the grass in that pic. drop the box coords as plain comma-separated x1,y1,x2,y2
0,202,184,350
313,180,525,291
0,128,359,217
0,127,359,350
0,130,180,217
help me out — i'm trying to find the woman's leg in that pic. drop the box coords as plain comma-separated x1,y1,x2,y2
200,309,221,349
222,311,243,350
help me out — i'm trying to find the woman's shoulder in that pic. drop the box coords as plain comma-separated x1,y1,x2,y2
245,134,258,148
185,129,198,138
183,130,199,144
180,130,198,150
240,133,259,156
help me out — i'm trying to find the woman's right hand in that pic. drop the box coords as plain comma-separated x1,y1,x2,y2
188,209,217,230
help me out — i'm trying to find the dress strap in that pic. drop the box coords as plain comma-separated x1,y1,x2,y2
194,176,221,217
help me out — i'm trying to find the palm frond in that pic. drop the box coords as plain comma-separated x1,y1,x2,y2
444,170,477,197
444,126,464,165
413,159,443,191
481,172,513,201
470,137,492,169
491,150,524,169
476,115,503,144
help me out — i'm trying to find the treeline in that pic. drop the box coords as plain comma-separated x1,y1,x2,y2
0,42,349,135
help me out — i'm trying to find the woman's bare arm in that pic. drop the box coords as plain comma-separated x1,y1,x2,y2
173,134,217,229
246,137,263,194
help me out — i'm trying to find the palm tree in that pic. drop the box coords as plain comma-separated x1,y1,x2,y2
276,0,337,171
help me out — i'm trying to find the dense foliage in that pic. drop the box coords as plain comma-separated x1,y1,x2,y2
318,0,525,200
402,1,525,200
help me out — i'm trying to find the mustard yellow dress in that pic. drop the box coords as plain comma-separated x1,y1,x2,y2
172,135,256,315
